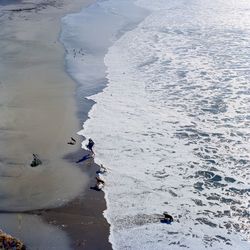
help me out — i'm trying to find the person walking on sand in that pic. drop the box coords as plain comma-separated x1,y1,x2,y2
86,138,95,154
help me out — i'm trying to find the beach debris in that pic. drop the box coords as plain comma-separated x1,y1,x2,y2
67,137,76,145
30,154,42,167
0,229,26,250
161,212,174,224
76,154,93,163
86,138,95,154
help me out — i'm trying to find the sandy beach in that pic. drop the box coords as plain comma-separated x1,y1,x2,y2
0,0,111,249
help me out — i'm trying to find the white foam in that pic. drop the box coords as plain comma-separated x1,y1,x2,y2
78,0,250,249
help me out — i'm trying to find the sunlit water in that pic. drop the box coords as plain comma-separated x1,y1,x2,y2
64,0,250,249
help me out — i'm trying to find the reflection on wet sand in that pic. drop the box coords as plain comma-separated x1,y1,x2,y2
0,213,71,250
0,160,87,212
0,0,90,213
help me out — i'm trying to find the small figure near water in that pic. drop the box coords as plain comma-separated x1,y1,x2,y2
67,137,76,145
99,164,107,173
86,138,95,154
161,212,174,224
75,138,95,163
30,154,42,167
90,181,104,191
90,172,105,191
96,172,105,185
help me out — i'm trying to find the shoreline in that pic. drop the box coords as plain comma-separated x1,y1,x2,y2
0,0,111,249
41,150,111,249
64,1,149,248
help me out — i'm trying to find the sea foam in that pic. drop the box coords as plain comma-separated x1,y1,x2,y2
65,0,250,249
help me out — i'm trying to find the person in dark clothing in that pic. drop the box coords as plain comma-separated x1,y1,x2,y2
86,138,95,153
161,212,174,224
30,154,42,167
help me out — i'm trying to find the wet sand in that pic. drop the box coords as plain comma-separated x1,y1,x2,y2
0,0,90,211
0,0,111,249
41,151,111,249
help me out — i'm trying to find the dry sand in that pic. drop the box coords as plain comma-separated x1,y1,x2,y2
0,0,92,211
0,0,111,249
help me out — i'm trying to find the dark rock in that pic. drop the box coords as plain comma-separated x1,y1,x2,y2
0,229,26,250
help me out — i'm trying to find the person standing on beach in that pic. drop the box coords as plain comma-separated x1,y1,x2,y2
86,138,95,154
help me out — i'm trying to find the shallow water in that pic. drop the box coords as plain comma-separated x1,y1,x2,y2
61,0,147,98
0,0,22,6
65,0,250,249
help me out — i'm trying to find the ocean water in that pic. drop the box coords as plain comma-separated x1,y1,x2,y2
63,0,250,249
